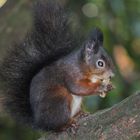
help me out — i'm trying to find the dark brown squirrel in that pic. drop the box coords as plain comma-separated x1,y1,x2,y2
0,0,115,131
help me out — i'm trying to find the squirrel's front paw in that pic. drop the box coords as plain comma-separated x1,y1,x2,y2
98,80,114,98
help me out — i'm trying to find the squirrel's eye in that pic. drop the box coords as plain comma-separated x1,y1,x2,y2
96,59,105,68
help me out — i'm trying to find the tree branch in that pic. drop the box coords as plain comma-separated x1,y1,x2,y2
39,91,140,140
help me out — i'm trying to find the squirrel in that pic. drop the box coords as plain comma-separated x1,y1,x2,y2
0,0,115,131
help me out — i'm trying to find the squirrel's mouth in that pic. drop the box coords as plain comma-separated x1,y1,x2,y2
90,76,115,98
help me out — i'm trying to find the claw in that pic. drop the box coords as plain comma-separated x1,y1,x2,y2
68,121,79,135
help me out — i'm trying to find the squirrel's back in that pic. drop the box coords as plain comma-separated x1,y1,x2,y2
0,0,76,125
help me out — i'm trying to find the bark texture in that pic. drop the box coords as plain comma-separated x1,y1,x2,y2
39,92,140,140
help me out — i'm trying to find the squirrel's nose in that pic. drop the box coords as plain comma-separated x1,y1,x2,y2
109,76,112,80
109,72,115,79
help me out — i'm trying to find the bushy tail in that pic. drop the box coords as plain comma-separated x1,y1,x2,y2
0,0,76,126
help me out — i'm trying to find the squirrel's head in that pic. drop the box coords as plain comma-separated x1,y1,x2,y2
81,28,115,97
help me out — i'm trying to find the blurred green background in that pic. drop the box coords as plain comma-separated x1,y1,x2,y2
0,0,140,139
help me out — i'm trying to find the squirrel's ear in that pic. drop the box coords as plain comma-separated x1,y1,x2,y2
82,28,104,62
83,41,97,64
85,27,103,54
84,28,103,54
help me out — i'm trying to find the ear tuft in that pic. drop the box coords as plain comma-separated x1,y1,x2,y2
90,27,103,44
83,27,103,58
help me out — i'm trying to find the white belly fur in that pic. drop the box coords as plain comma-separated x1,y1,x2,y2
71,95,82,117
